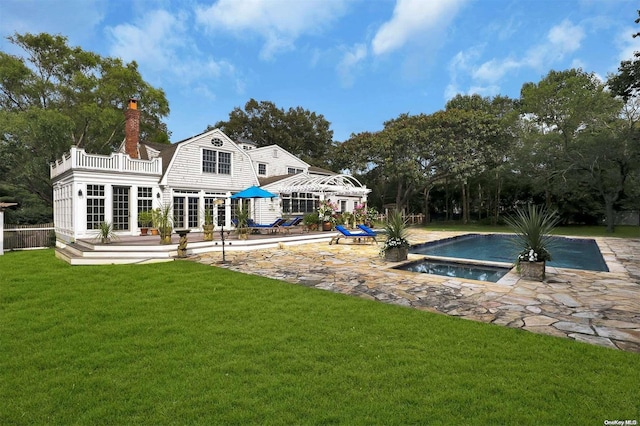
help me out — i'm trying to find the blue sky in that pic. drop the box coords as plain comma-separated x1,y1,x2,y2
2,0,639,143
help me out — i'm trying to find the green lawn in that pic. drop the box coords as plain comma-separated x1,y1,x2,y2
1,250,639,424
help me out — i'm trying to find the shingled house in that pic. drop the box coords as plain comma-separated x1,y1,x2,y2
50,100,369,243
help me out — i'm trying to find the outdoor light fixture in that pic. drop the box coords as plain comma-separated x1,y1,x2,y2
78,189,83,197
156,192,161,199
214,198,229,264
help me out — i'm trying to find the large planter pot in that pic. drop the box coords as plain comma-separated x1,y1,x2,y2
384,247,408,262
519,261,546,281
159,228,173,245
322,221,332,231
203,224,214,241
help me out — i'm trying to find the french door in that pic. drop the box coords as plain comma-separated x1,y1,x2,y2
113,186,130,230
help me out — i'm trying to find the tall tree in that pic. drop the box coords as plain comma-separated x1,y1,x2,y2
445,94,517,223
520,69,619,147
518,68,621,214
212,98,334,168
0,32,170,211
608,9,640,101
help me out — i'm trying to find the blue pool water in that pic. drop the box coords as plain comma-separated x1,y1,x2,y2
396,259,510,282
410,234,608,272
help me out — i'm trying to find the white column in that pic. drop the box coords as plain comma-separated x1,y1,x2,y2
0,210,5,255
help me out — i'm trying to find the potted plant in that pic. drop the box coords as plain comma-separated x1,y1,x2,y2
235,204,250,239
365,206,379,227
303,211,320,231
318,200,337,231
202,207,215,241
95,221,117,244
340,211,354,228
353,203,367,225
155,204,173,245
504,204,560,281
138,210,153,236
381,210,410,262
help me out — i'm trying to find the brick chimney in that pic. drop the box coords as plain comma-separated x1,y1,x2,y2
124,98,140,159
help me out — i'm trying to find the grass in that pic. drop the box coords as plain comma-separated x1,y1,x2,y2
2,250,639,424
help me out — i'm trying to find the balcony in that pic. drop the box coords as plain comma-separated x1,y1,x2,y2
50,146,162,179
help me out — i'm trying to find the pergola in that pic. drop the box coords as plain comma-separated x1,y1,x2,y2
273,173,370,198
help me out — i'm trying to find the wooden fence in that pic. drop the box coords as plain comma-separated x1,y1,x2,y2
374,213,425,225
3,223,55,251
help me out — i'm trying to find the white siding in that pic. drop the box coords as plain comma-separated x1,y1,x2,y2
164,130,257,192
247,145,309,177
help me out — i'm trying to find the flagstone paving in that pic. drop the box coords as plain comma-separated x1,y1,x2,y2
193,230,640,353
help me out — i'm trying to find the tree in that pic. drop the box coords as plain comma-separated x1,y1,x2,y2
518,68,622,218
335,109,503,221
608,9,640,101
212,99,334,168
0,32,170,215
445,94,518,223
520,69,619,147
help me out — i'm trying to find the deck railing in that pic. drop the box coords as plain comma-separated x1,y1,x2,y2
3,223,55,251
50,146,162,178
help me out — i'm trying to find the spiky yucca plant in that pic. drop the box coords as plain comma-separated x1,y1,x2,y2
382,210,410,253
505,205,560,263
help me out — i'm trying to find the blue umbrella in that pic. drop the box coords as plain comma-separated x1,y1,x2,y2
230,185,277,199
230,186,277,223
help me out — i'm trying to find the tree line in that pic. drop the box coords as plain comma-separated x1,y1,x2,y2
334,67,639,233
2,10,639,232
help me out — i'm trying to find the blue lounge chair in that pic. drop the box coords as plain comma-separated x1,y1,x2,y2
278,216,303,234
330,225,377,245
357,224,377,235
248,218,285,234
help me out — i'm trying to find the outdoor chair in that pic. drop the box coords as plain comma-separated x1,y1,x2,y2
278,216,303,234
248,218,286,234
330,225,377,245
357,224,378,235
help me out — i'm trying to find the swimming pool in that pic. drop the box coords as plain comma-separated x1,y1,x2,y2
396,259,510,282
410,234,609,272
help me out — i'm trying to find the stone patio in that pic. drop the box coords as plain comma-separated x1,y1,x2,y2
193,230,640,353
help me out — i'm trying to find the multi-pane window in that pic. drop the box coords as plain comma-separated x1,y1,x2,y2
137,187,153,226
258,163,267,175
281,192,318,214
173,197,185,229
287,167,304,175
217,203,226,226
188,197,199,228
113,186,130,231
203,149,217,173
203,149,231,175
340,201,347,212
218,152,231,175
86,185,105,230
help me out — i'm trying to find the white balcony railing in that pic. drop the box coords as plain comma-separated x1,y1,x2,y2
50,146,162,178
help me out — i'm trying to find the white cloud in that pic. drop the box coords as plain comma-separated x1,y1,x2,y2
336,43,368,87
107,8,242,97
615,26,640,62
470,20,585,84
195,0,351,60
107,10,188,71
547,19,585,54
371,0,468,56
